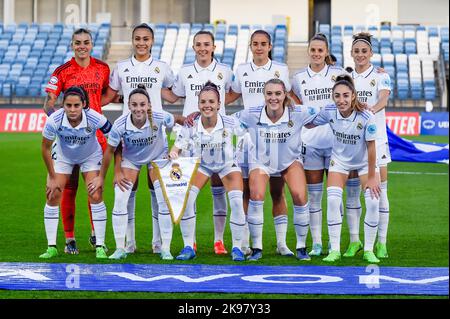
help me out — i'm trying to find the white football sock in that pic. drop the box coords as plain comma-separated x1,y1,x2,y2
247,200,264,250
44,204,59,246
113,185,132,249
273,215,288,248
180,186,199,248
293,203,309,249
211,186,227,242
90,202,107,247
327,187,343,252
346,178,362,243
125,190,136,246
364,189,380,252
228,190,246,249
377,181,390,244
150,188,161,247
307,183,323,246
154,180,173,252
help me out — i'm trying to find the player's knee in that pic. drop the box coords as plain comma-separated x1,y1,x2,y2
291,190,308,207
249,189,265,201
89,191,103,204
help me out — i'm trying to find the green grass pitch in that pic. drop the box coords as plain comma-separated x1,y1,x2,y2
0,133,448,299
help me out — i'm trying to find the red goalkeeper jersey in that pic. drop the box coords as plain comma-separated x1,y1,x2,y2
45,57,110,113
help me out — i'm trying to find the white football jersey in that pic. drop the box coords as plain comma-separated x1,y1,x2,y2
236,105,311,173
43,108,111,164
171,60,233,116
292,64,346,149
307,104,378,170
231,59,291,108
108,111,174,166
352,64,391,145
109,55,175,114
174,114,243,172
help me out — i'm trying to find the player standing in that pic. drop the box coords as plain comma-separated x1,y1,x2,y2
102,23,175,254
237,78,311,261
44,28,110,254
343,33,391,259
305,75,381,263
291,33,345,258
40,86,111,259
225,30,295,256
163,30,233,255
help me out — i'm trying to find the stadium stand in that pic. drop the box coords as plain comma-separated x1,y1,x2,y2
0,22,111,98
319,23,449,104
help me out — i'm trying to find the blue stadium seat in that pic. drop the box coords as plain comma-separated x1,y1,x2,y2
405,41,417,54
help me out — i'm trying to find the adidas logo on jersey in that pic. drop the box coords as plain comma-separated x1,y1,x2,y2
302,80,306,85
188,74,193,79
243,72,248,77
382,155,387,159
124,68,129,72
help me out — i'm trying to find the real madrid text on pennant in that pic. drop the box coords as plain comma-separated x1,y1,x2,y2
151,157,200,224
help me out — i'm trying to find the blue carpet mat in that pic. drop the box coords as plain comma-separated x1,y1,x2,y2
0,262,448,295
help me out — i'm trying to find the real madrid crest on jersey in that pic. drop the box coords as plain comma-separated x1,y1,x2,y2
155,67,160,74
357,122,363,130
170,163,182,181
274,71,280,78
287,120,294,128
331,75,337,82
370,79,376,87
152,125,158,132
217,72,223,80
222,130,228,138
330,160,335,166
85,126,93,133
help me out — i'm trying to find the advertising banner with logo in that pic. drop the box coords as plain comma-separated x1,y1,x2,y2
385,112,420,136
420,112,449,136
151,157,200,224
0,109,47,132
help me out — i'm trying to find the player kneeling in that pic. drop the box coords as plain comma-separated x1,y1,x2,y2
40,86,112,259
169,82,246,262
88,84,185,260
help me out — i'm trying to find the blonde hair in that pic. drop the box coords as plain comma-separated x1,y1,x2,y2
264,78,293,109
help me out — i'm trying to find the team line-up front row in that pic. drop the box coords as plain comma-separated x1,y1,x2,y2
40,76,384,264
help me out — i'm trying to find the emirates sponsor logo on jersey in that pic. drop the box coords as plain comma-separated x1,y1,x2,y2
303,87,333,102
244,80,265,94
333,130,361,145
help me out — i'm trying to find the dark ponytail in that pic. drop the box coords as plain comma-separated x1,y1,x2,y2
332,74,364,112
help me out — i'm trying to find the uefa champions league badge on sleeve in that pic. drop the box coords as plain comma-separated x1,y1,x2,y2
151,157,200,224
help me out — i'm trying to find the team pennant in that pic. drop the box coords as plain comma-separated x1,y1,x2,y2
151,157,200,224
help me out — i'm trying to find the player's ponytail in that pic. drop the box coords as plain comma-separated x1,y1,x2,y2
199,80,221,103
332,74,364,112
63,86,90,109
250,30,273,60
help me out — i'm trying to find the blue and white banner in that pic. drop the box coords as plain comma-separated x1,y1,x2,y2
0,263,447,295
387,126,449,164
421,112,449,136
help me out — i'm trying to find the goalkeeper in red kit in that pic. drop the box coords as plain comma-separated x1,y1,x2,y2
43,28,111,254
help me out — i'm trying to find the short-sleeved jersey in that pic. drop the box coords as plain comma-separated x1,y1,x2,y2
352,64,391,145
231,59,291,108
292,64,346,149
171,60,233,116
108,111,174,166
307,104,377,170
45,57,110,113
236,105,311,173
43,108,111,163
174,114,242,171
109,56,175,114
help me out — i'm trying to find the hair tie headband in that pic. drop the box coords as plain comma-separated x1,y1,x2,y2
352,38,372,48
